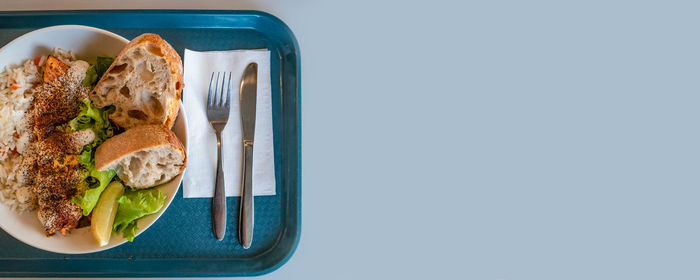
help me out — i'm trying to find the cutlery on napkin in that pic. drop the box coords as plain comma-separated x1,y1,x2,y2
182,49,276,198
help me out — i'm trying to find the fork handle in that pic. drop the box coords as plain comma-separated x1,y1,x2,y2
239,142,254,249
212,130,226,241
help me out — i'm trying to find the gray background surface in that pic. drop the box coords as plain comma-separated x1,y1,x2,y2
3,0,700,279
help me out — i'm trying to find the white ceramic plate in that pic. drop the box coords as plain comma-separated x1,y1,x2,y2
0,25,187,254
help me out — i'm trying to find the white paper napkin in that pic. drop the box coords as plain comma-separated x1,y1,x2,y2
182,49,276,198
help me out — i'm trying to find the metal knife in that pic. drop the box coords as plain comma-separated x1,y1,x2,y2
239,62,257,249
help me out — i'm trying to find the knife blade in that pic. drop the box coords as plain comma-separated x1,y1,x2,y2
238,62,257,249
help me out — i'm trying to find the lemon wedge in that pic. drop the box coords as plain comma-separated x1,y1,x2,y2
91,181,124,247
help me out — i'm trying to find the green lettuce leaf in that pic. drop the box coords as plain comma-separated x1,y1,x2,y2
113,189,167,242
71,168,116,216
118,222,139,242
69,100,102,131
81,56,114,88
69,99,114,146
78,149,92,166
68,99,117,215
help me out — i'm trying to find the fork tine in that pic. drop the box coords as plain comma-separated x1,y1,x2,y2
207,72,215,106
215,72,222,106
218,71,226,106
225,71,232,106
221,72,227,106
216,72,223,106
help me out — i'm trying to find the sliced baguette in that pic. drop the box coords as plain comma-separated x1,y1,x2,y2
95,124,186,189
90,33,183,129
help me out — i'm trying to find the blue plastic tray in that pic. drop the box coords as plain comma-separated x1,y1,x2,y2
0,10,301,277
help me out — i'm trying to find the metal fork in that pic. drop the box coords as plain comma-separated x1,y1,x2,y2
207,71,232,241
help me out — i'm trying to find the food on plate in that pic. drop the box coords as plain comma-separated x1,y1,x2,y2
82,57,114,88
0,52,46,213
15,52,112,236
91,181,124,246
18,53,94,235
95,124,186,189
90,33,183,130
69,99,117,217
0,32,186,246
43,56,70,83
28,130,95,235
113,188,166,242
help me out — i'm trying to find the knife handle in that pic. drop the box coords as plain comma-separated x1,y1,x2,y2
239,142,254,249
212,131,226,241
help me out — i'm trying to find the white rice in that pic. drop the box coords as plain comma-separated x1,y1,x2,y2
0,48,77,212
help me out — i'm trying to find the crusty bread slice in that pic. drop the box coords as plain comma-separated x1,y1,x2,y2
95,125,186,189
90,33,183,129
